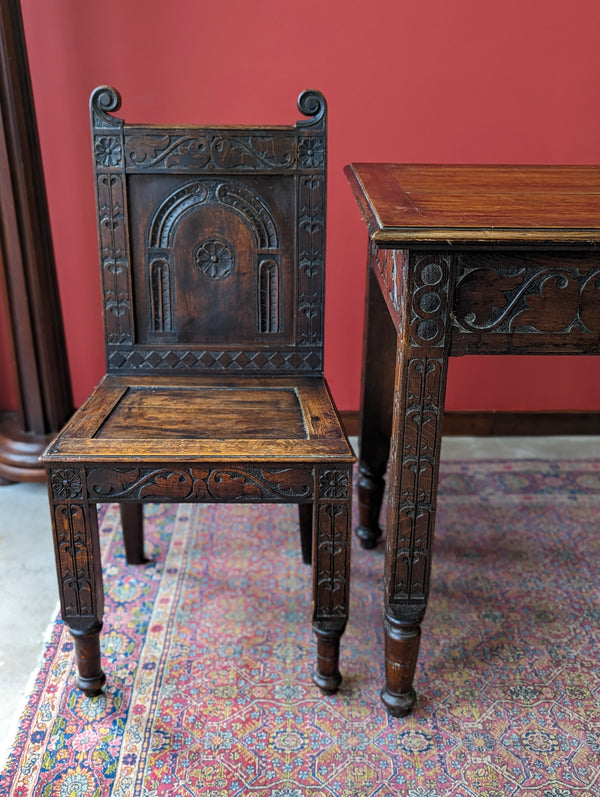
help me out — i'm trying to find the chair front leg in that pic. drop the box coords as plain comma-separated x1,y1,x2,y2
47,467,106,695
311,465,352,693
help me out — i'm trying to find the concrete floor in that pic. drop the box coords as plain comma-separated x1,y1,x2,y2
1,435,599,765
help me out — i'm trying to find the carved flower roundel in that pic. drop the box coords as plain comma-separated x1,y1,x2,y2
193,239,235,280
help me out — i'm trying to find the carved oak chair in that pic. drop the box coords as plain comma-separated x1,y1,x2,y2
42,87,354,697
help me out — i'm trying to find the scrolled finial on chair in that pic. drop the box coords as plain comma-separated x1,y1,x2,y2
90,86,122,126
297,89,327,129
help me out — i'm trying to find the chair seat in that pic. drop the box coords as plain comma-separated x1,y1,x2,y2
43,374,354,464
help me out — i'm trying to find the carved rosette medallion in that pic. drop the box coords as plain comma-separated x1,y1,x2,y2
319,468,350,499
194,239,235,280
409,254,453,348
51,468,83,500
298,137,325,169
95,135,122,168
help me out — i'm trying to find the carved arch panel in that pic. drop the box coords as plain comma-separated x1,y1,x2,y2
143,178,283,343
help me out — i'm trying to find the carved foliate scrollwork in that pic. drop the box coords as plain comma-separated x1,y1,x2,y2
298,175,325,346
315,503,350,619
86,466,314,502
53,503,99,618
97,173,133,344
388,355,445,605
314,464,351,621
124,133,296,172
454,258,600,334
91,87,133,345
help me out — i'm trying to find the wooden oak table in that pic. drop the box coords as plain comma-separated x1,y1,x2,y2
345,163,600,716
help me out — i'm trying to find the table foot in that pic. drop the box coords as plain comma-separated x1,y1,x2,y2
381,615,421,716
381,685,417,717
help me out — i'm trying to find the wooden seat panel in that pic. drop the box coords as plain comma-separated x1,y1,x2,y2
43,375,353,462
95,385,307,440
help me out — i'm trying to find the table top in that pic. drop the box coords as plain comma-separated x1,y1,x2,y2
345,163,600,245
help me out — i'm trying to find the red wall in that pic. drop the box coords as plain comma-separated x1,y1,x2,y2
4,0,600,412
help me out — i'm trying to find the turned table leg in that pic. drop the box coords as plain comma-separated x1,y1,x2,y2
356,261,396,549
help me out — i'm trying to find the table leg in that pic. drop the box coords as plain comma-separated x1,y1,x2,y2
380,252,454,715
357,264,396,549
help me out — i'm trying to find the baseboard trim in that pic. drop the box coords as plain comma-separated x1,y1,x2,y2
340,410,600,438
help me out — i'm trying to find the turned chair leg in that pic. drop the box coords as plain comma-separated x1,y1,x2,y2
70,622,106,696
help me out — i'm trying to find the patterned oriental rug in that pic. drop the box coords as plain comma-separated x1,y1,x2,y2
2,460,600,797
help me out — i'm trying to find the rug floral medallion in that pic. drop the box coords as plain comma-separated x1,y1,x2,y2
2,460,600,796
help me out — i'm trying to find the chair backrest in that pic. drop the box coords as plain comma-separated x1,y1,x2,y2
90,87,327,377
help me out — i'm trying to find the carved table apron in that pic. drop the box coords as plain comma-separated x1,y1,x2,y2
345,163,600,716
